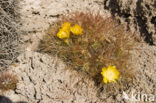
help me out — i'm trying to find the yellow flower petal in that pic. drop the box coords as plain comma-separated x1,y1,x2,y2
62,22,71,30
57,29,70,39
104,78,108,83
70,24,83,35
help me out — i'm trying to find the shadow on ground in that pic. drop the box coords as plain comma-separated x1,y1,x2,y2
104,0,156,45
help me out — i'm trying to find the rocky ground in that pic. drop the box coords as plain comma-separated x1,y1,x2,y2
0,0,156,103
104,0,156,45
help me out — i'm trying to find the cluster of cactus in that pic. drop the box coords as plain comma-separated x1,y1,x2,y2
38,12,135,85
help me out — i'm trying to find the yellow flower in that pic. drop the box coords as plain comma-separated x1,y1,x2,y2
61,22,71,30
57,29,70,39
101,65,119,83
70,24,83,35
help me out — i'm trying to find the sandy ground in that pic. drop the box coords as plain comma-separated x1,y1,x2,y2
1,0,156,103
